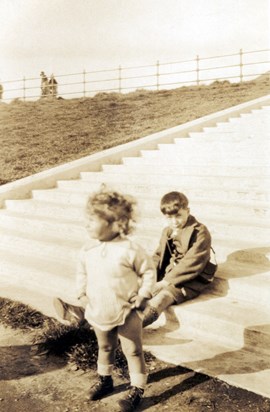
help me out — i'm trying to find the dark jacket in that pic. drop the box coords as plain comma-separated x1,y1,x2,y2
153,214,217,302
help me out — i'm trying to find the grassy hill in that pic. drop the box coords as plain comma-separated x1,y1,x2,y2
0,75,269,185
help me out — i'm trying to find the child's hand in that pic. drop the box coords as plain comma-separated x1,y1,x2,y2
154,280,170,294
129,295,148,310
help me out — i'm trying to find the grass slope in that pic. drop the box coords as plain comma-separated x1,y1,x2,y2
0,76,269,185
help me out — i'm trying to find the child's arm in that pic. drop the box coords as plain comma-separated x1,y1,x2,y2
152,227,167,268
164,226,211,286
76,247,88,302
131,244,156,308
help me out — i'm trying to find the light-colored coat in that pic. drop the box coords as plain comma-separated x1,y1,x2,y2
76,236,156,331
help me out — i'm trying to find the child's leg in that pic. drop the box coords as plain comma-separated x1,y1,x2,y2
143,286,200,327
143,289,175,327
118,310,146,410
118,310,147,387
94,326,118,375
89,326,118,400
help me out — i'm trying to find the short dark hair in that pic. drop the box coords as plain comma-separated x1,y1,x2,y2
160,191,189,215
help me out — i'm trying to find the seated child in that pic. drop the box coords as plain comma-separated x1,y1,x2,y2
54,188,156,411
142,191,217,327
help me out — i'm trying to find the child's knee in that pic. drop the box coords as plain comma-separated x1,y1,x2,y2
123,345,143,358
98,342,117,353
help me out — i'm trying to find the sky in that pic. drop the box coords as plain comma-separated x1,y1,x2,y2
0,0,269,98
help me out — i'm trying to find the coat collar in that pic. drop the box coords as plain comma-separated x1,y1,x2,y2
165,214,198,253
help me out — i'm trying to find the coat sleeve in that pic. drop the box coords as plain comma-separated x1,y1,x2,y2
152,228,167,268
164,225,211,286
76,247,88,299
132,244,157,299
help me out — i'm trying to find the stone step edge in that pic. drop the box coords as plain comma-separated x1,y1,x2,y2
1,277,270,399
142,329,270,399
147,295,270,350
30,188,270,209
1,271,269,353
4,198,270,229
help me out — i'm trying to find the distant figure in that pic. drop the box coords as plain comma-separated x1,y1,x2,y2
48,74,58,97
40,71,49,97
0,82,3,100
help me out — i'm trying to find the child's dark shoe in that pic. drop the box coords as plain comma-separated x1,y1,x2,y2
53,297,84,324
118,386,144,411
89,375,114,400
142,306,159,327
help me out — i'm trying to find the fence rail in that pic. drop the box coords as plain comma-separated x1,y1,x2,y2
1,48,269,102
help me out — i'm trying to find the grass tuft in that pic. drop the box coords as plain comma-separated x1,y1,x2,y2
0,297,156,376
0,297,48,330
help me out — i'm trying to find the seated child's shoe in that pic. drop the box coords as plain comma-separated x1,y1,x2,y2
89,375,114,400
118,386,144,412
142,306,159,328
53,297,84,324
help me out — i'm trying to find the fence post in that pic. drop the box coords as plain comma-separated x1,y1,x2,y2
118,65,122,93
239,48,243,83
23,77,26,101
83,69,86,98
196,55,200,86
156,60,160,91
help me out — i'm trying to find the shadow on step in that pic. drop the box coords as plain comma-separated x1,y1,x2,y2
184,323,270,376
0,343,66,380
207,246,270,299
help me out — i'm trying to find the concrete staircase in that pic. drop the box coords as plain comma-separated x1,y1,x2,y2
0,96,269,398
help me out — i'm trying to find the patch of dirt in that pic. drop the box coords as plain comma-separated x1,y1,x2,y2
1,325,270,412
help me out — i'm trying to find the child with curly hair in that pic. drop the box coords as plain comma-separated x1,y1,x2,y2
54,187,156,411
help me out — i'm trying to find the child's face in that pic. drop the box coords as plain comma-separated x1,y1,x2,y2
85,214,119,241
164,208,190,230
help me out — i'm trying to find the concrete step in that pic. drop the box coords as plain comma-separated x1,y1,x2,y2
1,245,269,356
0,209,267,267
209,113,269,126
209,262,270,308
182,136,265,146
142,142,268,154
138,215,270,243
81,168,270,189
0,210,87,243
3,198,270,244
0,250,75,298
30,188,270,220
143,326,270,398
189,122,269,136
138,150,268,165
4,199,84,221
186,128,269,141
0,230,81,266
105,162,270,177
1,246,269,315
158,295,270,352
4,197,270,243
58,177,270,202
1,204,268,267
133,232,269,265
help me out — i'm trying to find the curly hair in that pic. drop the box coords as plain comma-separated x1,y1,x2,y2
160,191,189,215
86,186,137,235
